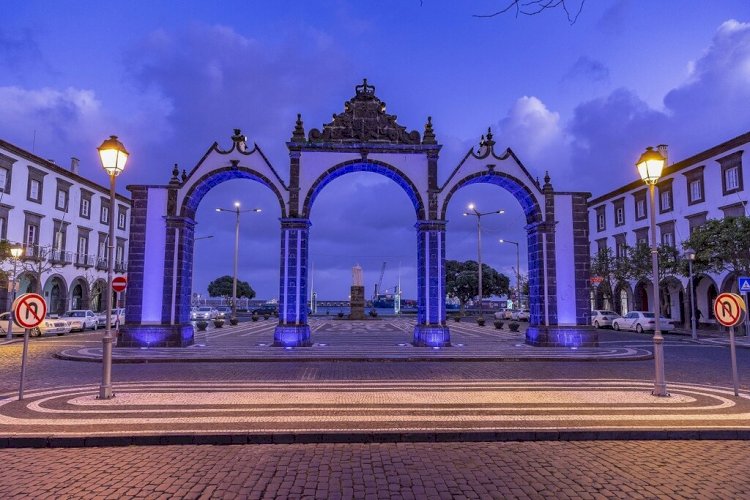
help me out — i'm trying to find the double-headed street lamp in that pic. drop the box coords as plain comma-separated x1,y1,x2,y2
636,146,668,397
463,204,504,319
685,247,697,341
97,135,129,400
499,239,521,311
5,244,23,341
216,203,261,322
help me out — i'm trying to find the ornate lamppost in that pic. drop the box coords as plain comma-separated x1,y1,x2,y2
97,135,128,400
636,146,668,397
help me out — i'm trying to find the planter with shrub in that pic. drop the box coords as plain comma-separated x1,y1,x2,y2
494,320,504,330
251,314,259,322
476,317,486,326
196,320,208,331
213,319,225,328
368,309,378,318
509,322,520,332
229,317,239,326
453,315,462,322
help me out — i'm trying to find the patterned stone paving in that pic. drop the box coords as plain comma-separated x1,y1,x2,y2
56,318,653,362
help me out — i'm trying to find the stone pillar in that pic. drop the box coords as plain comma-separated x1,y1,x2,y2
413,220,450,347
349,285,365,319
273,218,312,346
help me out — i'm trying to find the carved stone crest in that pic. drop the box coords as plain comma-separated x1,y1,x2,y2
307,79,422,144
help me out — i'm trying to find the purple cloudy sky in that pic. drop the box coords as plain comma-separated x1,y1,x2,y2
2,1,749,300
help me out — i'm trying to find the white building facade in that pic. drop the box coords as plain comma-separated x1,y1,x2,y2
588,132,749,329
0,139,130,315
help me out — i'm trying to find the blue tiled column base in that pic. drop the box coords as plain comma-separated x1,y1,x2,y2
412,325,451,347
117,324,194,348
273,325,312,347
525,326,599,347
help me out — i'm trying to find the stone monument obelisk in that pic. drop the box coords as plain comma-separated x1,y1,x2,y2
350,264,365,320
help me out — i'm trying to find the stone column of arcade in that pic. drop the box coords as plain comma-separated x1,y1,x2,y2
413,220,450,347
273,218,312,346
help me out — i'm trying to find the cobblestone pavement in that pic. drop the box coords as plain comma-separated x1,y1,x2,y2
57,318,654,362
1,440,749,499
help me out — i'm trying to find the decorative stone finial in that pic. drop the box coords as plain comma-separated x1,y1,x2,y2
170,163,180,184
543,171,553,193
484,127,496,149
422,116,436,145
291,113,306,142
181,169,188,182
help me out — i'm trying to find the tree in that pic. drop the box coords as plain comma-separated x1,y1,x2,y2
19,245,66,294
445,260,510,313
474,0,585,24
682,216,750,277
590,247,630,308
207,275,256,300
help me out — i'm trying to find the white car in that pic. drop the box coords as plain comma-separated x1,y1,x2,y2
97,308,126,327
60,310,99,331
612,311,675,333
591,310,622,329
191,306,217,321
0,312,72,337
513,309,530,321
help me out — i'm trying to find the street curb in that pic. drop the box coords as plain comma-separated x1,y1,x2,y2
53,352,654,364
1,429,748,448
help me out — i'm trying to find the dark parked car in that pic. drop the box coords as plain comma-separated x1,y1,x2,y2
252,306,278,317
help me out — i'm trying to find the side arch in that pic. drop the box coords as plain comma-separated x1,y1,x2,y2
43,274,69,315
301,160,426,219
180,165,287,219
439,172,543,224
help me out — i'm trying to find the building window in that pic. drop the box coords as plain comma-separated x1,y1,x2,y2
596,206,606,232
117,206,127,230
718,150,744,195
116,243,124,264
662,231,674,247
636,199,646,219
721,203,746,218
689,179,703,203
25,223,38,247
29,179,41,202
615,207,623,226
634,228,649,246
100,202,109,224
0,216,6,240
684,166,705,206
596,238,607,253
0,167,8,193
687,212,708,235
659,190,672,212
56,189,68,210
81,198,90,218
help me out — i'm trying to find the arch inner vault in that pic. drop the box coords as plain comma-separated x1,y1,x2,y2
122,80,595,348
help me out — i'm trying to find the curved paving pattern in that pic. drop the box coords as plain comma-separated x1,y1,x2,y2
1,379,748,439
56,318,653,362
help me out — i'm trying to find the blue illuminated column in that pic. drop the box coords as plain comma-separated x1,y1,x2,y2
273,218,312,347
413,220,451,347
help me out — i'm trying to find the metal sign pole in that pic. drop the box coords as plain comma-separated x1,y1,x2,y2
18,328,30,400
729,325,739,397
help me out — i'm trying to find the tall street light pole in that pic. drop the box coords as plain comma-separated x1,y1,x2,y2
499,239,521,311
216,203,261,322
636,146,668,397
685,248,697,341
97,135,128,400
6,244,23,340
463,204,504,320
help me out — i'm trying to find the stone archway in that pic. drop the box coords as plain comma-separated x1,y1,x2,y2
69,277,89,311
121,80,596,348
43,274,68,315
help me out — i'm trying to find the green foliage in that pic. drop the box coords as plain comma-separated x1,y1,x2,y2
207,275,256,299
445,260,510,311
590,247,630,299
682,216,750,276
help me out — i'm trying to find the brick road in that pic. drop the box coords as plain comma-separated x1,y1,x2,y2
1,440,749,499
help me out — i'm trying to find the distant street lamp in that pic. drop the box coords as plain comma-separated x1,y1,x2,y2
636,146,668,397
463,204,504,319
216,203,261,322
499,239,521,311
6,244,23,340
685,247,697,341
97,135,129,400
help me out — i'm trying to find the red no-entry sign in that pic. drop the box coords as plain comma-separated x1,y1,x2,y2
12,293,47,329
112,276,128,293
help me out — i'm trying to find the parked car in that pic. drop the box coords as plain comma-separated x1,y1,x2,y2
494,309,509,320
252,305,278,317
591,310,622,329
191,306,218,321
215,306,232,319
97,308,126,327
60,310,99,331
514,309,531,321
612,311,675,333
498,309,515,320
0,312,72,337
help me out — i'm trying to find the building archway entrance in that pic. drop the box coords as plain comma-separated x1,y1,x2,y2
121,80,596,348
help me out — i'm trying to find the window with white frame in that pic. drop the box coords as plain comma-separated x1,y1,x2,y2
118,210,126,230
719,151,743,195
596,206,606,231
26,223,38,247
660,190,672,211
689,179,702,203
662,231,674,247
81,198,90,218
615,207,624,225
56,189,67,210
29,179,41,201
77,235,88,257
725,166,740,191
0,167,7,192
636,199,646,219
0,216,6,240
101,204,109,224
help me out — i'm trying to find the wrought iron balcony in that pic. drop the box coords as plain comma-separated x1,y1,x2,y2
114,261,128,273
75,253,95,268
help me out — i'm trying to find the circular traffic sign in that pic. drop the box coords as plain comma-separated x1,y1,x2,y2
713,293,747,327
11,293,47,329
112,276,128,293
